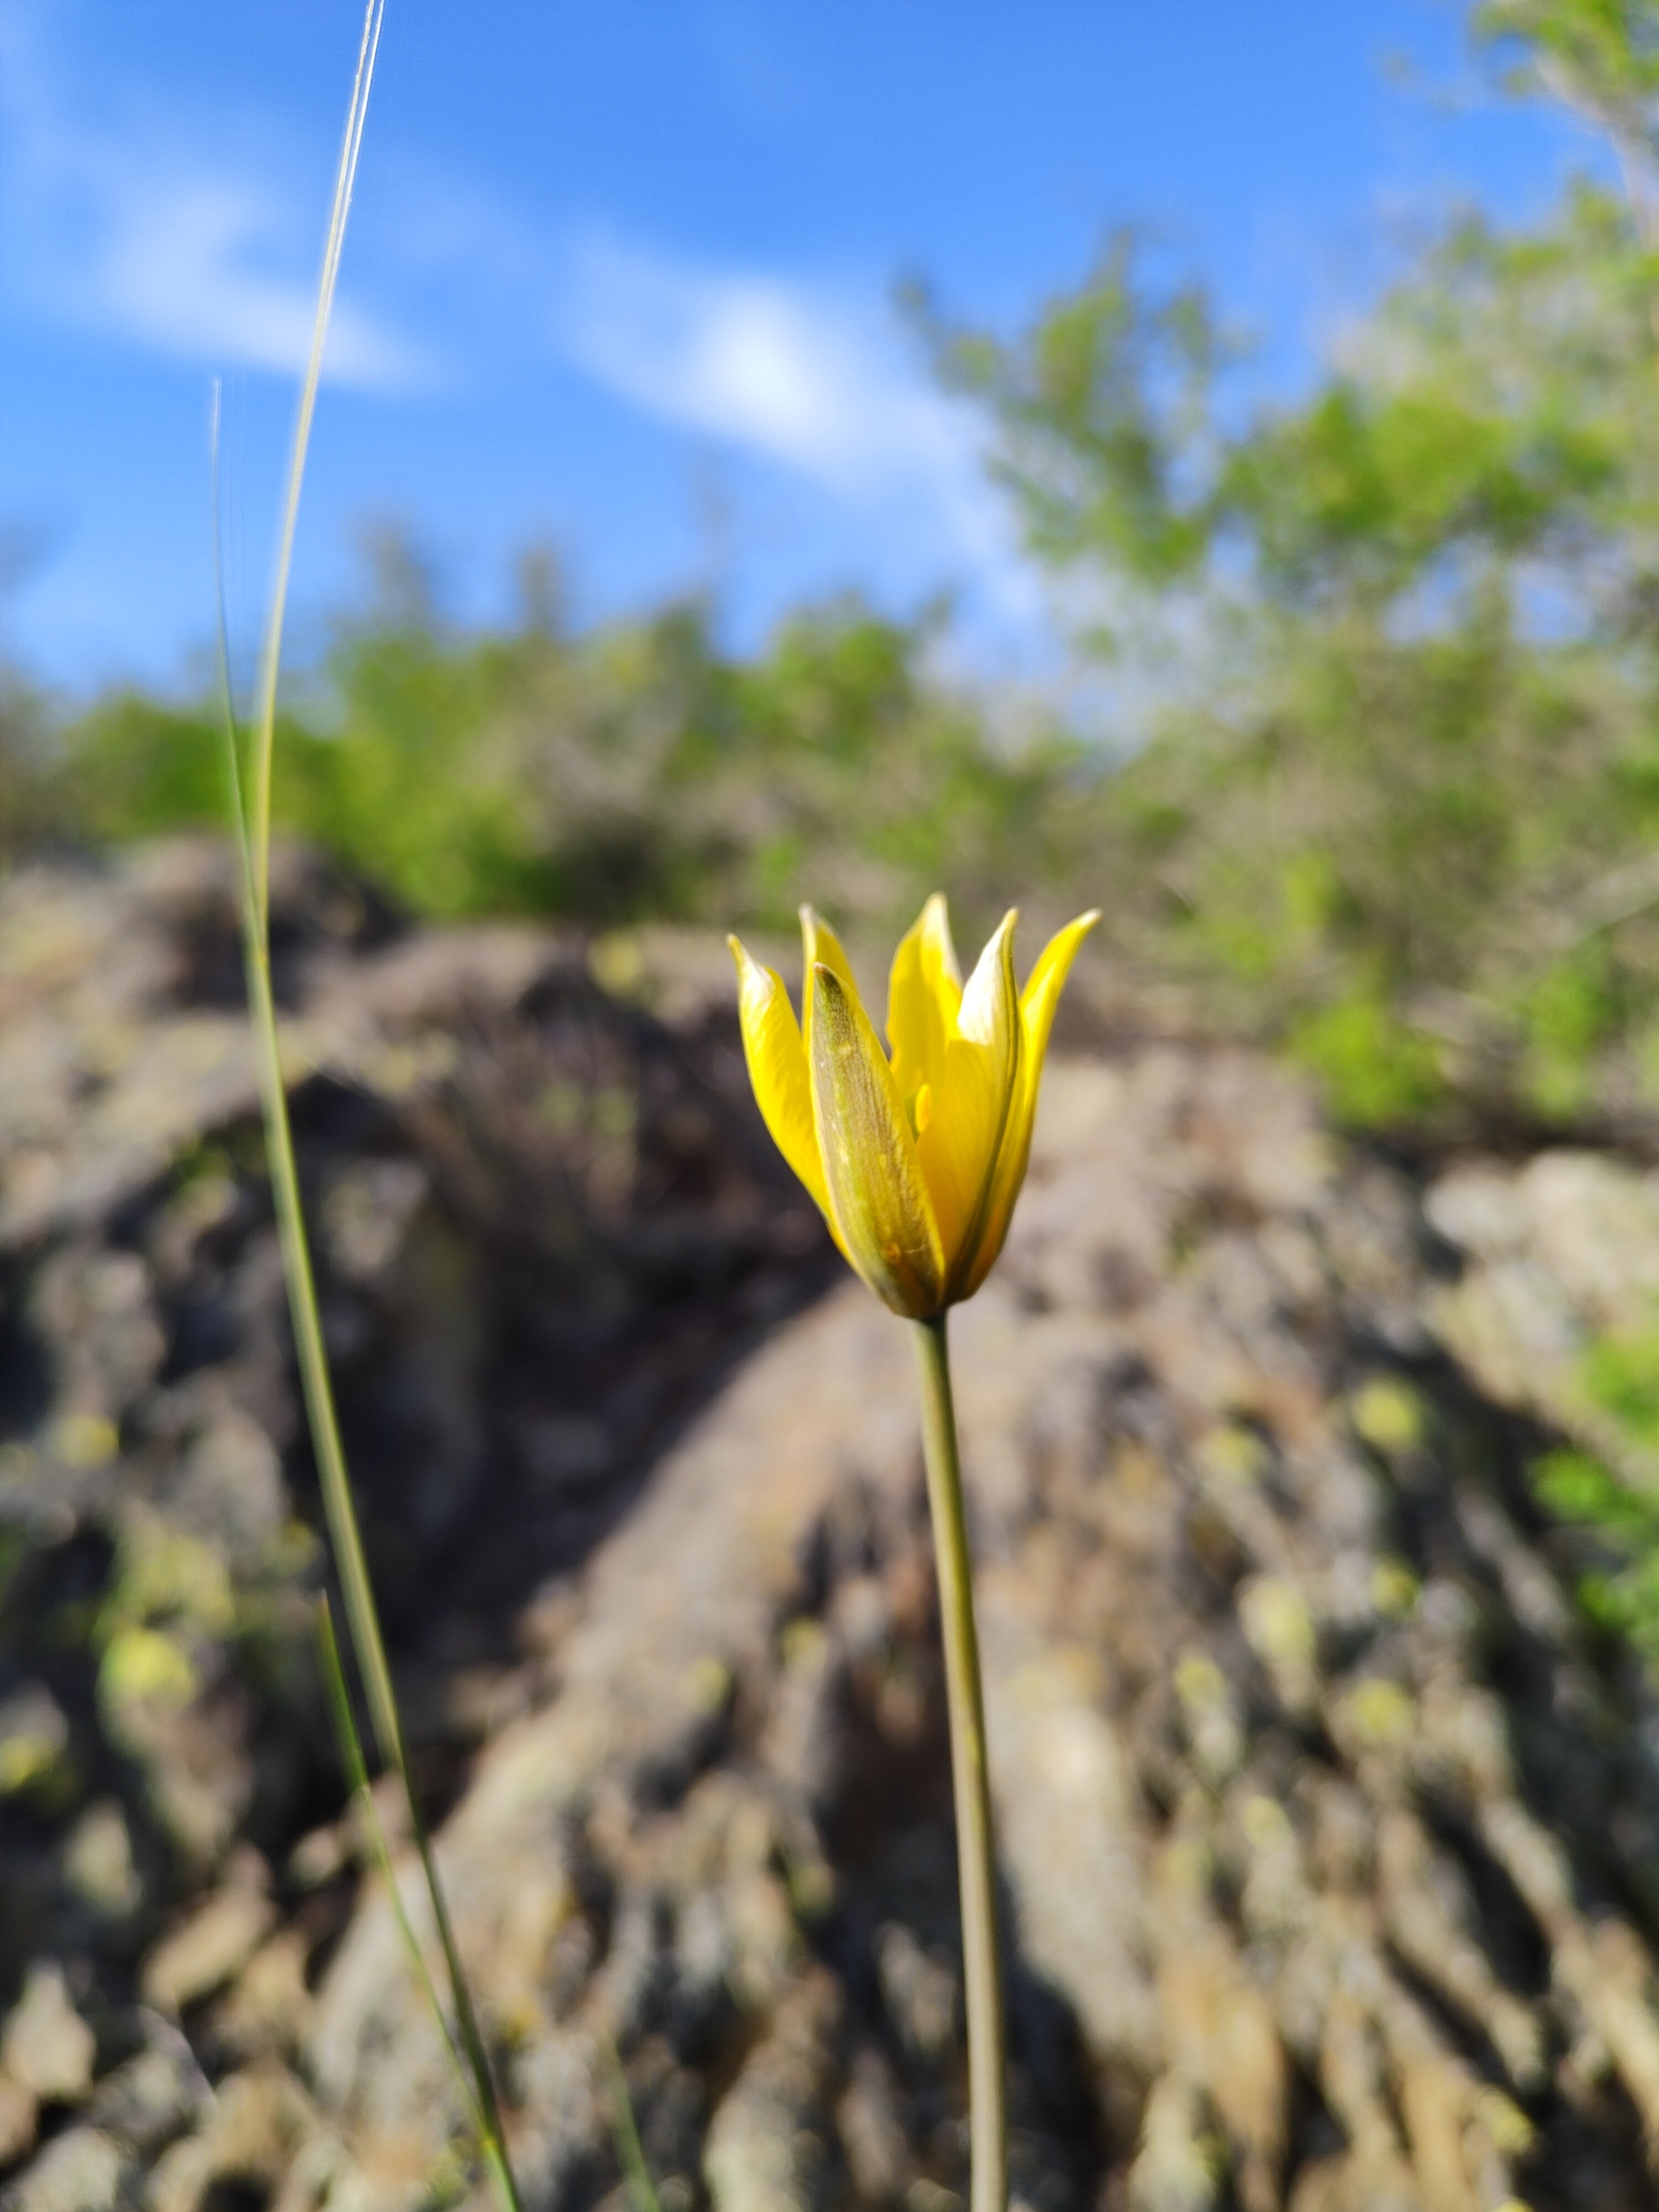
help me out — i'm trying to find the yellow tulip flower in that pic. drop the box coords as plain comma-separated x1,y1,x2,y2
730,892,1099,2201
728,896,1099,1318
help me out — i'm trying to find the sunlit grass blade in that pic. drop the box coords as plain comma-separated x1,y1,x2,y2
248,0,385,931
600,2036,663,2212
315,1596,484,2131
209,378,246,866
208,11,522,2208
318,1605,522,2212
217,373,522,2212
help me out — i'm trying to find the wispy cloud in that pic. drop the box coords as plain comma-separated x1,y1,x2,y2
565,232,967,492
0,3,1052,675
0,7,418,387
560,232,1041,630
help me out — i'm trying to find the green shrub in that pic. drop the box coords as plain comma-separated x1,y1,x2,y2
926,147,1659,1129
11,590,1104,948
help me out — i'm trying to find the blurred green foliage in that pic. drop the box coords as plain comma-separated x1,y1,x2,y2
12,0,1659,1142
1531,1311,1659,1666
1531,1446,1659,1663
2,587,1095,948
931,158,1659,1129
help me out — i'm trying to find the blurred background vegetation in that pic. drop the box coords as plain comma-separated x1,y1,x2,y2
11,0,1659,1144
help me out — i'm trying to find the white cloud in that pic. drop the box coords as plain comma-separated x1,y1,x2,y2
0,7,418,387
0,5,1054,673
565,232,963,491
560,232,1043,635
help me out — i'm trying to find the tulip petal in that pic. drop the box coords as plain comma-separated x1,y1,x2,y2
1021,908,1102,1068
799,904,862,1077
887,893,963,1119
809,962,946,1318
958,910,1100,1298
915,910,1021,1292
727,936,835,1228
799,903,856,1008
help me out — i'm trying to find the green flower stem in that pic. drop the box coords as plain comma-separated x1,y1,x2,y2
911,1312,1007,2212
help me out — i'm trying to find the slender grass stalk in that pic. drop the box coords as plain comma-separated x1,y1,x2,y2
601,2037,663,2212
248,0,384,934
315,1596,484,2129
911,1313,1007,2212
207,12,522,2206
314,1600,522,2212
212,428,522,2212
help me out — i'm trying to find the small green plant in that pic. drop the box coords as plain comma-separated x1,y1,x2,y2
1530,1321,1659,1667
1532,1447,1659,1663
1579,1324,1659,1455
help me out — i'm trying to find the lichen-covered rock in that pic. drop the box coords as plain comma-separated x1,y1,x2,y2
0,1966,94,2105
7,843,1659,2209
300,1051,1659,2210
0,842,827,2198
0,2128,126,2212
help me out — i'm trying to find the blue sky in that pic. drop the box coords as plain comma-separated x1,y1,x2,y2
0,0,1589,695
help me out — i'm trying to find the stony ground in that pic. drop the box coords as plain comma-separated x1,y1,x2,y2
6,843,1659,2211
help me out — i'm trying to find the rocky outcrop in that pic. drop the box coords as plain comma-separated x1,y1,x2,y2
292,1050,1659,2212
4,845,1659,2210
0,842,827,2202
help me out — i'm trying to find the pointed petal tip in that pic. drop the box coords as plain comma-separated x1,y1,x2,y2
729,933,776,1000
950,906,1101,1306
974,906,1021,977
730,935,836,1232
912,892,963,991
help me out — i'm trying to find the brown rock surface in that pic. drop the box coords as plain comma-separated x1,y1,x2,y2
300,1053,1659,2210
4,844,1659,2209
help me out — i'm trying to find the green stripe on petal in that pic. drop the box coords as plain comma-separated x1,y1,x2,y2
799,904,859,1069
808,961,946,1318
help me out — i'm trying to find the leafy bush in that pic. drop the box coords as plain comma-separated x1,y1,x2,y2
17,589,1102,947
924,164,1659,1132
